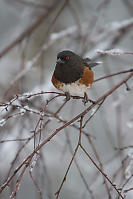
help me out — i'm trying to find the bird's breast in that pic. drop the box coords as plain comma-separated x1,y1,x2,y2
54,64,83,83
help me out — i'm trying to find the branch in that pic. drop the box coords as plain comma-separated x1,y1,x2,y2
97,49,133,55
0,72,132,194
80,144,124,199
0,1,58,59
55,116,83,199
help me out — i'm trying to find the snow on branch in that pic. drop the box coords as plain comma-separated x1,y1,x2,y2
96,49,133,55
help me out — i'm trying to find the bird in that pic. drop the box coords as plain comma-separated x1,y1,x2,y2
51,50,99,103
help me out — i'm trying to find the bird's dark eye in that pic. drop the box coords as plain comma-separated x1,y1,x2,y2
66,56,70,60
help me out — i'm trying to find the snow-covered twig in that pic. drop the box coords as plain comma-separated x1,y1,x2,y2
97,49,133,55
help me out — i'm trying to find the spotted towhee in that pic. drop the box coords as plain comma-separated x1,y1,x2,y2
52,50,99,102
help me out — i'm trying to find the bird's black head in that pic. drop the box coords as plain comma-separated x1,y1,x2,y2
56,50,80,66
54,50,84,83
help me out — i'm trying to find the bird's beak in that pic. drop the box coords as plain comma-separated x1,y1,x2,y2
56,58,65,64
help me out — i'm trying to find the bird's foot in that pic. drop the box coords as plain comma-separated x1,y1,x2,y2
65,92,71,101
83,92,95,105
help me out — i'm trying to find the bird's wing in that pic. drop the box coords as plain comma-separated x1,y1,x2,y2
83,58,101,69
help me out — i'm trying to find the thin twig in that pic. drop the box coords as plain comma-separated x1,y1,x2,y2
55,116,83,198
10,155,33,198
29,170,43,199
0,72,133,194
0,1,58,59
82,98,105,128
64,130,95,199
94,69,133,82
79,144,124,199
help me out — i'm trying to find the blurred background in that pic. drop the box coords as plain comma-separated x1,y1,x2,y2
0,0,133,199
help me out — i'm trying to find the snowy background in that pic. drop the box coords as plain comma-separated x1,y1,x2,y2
0,0,133,199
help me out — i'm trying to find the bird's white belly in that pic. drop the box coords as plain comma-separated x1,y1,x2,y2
60,80,91,96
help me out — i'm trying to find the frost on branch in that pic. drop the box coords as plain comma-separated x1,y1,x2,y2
0,118,6,127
